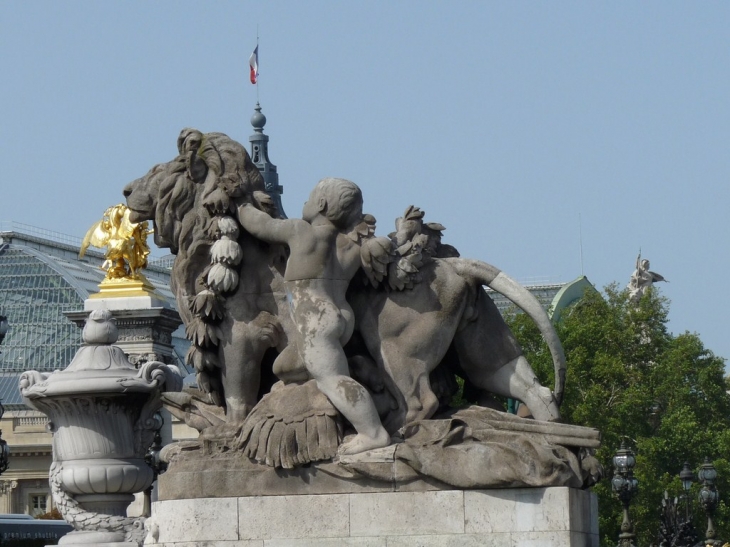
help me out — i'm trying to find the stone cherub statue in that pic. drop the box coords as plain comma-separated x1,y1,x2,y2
628,251,667,302
238,178,391,455
124,130,602,489
80,203,152,281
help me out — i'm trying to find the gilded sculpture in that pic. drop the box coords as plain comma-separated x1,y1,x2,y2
80,204,156,297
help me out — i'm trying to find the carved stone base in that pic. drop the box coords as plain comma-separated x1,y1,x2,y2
66,295,182,367
145,487,598,546
59,540,138,547
58,544,138,547
158,407,601,499
57,530,134,545
75,493,136,516
89,274,158,299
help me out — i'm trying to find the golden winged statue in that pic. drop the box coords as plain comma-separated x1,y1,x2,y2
80,204,152,283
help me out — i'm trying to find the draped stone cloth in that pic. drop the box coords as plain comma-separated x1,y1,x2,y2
339,406,598,489
178,379,600,490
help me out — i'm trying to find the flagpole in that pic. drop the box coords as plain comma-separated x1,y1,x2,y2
256,25,260,103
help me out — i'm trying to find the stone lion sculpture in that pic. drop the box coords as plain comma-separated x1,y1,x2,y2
124,130,292,428
123,130,567,444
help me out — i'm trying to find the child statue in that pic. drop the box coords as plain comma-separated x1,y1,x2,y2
238,178,391,455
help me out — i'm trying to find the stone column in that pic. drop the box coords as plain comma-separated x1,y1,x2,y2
0,479,18,513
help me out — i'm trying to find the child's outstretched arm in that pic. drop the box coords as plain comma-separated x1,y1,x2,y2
237,203,305,244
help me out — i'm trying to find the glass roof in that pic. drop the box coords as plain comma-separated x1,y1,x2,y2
0,246,85,372
0,233,190,407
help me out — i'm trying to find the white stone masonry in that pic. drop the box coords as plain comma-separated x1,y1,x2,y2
146,487,598,547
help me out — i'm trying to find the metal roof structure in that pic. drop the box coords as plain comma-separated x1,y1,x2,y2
549,276,598,322
486,281,565,316
0,373,23,406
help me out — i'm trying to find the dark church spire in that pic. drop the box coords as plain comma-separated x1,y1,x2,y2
249,103,286,218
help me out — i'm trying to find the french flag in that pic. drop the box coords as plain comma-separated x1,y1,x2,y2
249,46,259,84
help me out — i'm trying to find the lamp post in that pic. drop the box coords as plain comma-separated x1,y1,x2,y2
0,315,8,350
142,411,166,518
679,461,694,522
697,457,720,546
0,316,9,475
0,400,7,475
612,441,639,547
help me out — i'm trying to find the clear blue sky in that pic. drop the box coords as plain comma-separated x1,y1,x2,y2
1,2,728,368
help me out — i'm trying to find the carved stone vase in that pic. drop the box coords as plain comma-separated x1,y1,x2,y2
19,309,183,546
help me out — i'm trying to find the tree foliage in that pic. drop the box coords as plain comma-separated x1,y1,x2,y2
506,284,730,546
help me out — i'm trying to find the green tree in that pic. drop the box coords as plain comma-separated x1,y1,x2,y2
506,284,730,546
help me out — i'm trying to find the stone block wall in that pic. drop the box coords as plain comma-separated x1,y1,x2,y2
147,487,598,546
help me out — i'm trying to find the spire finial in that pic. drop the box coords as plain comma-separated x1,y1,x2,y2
251,102,266,133
249,102,285,217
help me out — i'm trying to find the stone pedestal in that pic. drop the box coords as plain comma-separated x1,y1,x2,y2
59,534,139,547
145,487,598,546
66,294,182,367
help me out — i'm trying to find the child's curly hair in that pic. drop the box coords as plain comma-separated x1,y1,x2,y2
315,177,363,230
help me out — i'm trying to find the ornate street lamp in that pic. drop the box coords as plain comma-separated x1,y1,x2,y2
0,316,9,475
0,315,8,349
697,457,720,546
612,441,639,547
142,411,166,517
0,400,8,475
679,461,695,521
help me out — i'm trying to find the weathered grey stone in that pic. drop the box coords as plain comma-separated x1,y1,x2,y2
238,179,391,456
116,129,603,545
153,498,239,543
464,488,596,535
508,531,575,545
122,130,568,441
238,494,349,539
265,539,385,547
570,532,601,547
67,295,182,367
158,543,263,547
349,491,464,537
158,406,599,498
157,452,410,500
122,129,606,493
147,487,598,546
61,541,140,547
385,535,510,547
465,489,568,534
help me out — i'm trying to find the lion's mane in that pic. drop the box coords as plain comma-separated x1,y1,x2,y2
148,131,267,406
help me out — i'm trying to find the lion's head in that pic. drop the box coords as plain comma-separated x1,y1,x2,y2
123,130,265,254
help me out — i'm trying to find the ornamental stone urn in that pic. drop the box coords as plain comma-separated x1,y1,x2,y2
19,309,183,546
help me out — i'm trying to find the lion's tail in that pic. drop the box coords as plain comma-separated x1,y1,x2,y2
443,258,566,407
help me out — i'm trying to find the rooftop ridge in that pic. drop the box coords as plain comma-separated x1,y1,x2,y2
0,221,82,247
485,280,565,290
0,221,172,272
